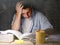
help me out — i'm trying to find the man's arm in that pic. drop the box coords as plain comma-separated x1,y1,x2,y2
11,2,23,31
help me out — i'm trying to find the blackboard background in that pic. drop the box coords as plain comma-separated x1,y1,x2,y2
0,0,60,34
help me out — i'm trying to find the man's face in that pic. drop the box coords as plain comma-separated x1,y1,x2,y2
22,8,32,18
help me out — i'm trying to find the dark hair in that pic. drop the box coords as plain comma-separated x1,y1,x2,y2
23,4,32,9
20,1,32,9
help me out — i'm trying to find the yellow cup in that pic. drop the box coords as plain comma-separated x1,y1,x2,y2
36,30,46,44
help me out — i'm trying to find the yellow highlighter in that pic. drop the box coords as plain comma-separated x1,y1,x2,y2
14,40,24,44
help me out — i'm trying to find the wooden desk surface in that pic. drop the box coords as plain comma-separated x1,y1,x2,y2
36,41,60,45
36,43,60,45
0,41,34,45
0,40,60,45
0,41,60,45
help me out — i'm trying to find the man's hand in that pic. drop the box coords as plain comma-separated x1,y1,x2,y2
11,2,23,30
16,2,23,15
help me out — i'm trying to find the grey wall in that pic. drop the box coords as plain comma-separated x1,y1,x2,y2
0,0,20,30
0,0,60,34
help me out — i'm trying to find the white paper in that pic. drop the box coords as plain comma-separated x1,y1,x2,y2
0,30,32,40
46,34,60,41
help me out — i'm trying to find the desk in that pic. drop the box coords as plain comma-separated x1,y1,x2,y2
0,41,34,45
0,41,60,45
36,42,60,45
36,41,60,45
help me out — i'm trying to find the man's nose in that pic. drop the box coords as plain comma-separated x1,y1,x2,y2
25,13,28,15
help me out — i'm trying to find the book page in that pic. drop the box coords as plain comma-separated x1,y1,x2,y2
5,30,23,40
0,30,22,40
6,30,34,40
0,30,35,40
20,33,32,39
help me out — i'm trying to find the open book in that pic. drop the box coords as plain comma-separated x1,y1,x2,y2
0,30,33,40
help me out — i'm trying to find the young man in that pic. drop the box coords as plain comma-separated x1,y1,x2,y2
11,2,53,34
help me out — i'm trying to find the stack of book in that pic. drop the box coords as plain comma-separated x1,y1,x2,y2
0,34,14,43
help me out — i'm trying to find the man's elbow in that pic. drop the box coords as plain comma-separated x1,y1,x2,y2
45,28,54,35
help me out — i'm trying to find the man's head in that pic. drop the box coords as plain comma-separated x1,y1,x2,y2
21,4,32,18
22,8,32,18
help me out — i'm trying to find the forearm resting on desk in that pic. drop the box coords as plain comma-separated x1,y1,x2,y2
11,13,21,31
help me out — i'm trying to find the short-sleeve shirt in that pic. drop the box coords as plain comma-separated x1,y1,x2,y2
20,10,53,33
12,9,53,33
